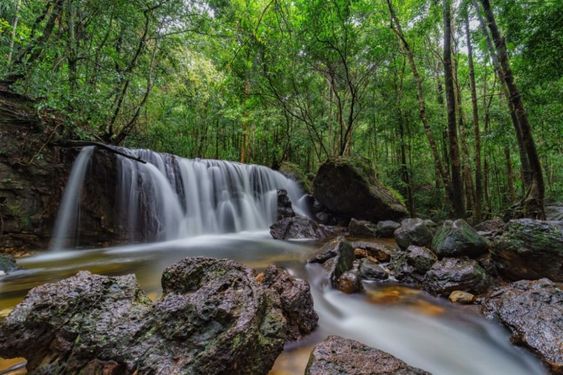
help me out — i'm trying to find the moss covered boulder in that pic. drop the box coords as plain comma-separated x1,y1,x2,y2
0,257,316,374
313,157,408,222
432,219,489,259
492,219,563,281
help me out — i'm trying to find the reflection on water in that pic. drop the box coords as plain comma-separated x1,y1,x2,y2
0,233,547,375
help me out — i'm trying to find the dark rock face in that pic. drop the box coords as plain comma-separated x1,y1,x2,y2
483,279,562,374
329,241,355,288
424,258,491,296
349,218,379,237
0,90,121,251
0,257,314,374
377,220,401,237
270,216,326,240
258,265,318,341
432,219,489,259
305,336,430,375
276,189,296,220
474,217,505,239
492,219,563,281
394,218,433,250
0,254,16,274
313,158,408,222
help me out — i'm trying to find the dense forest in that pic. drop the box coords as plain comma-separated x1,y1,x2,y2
1,0,561,220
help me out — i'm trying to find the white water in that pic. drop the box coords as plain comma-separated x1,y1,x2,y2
50,146,95,250
51,147,308,248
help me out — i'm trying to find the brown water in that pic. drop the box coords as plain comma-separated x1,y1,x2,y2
0,232,548,375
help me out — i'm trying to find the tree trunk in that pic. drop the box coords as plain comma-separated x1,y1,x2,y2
386,0,452,205
465,11,483,222
7,0,22,67
504,146,515,203
443,0,465,217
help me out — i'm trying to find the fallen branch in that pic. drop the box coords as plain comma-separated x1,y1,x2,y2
54,140,147,164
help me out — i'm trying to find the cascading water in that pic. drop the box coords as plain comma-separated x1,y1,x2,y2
51,147,308,249
50,146,96,250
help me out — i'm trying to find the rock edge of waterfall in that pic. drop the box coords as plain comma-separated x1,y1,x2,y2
0,256,318,375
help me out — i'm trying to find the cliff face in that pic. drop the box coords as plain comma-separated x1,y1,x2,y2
0,86,119,252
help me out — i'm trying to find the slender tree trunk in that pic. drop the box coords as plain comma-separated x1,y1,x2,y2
7,0,22,67
504,146,515,203
386,0,452,205
465,11,483,222
477,0,544,218
443,0,465,217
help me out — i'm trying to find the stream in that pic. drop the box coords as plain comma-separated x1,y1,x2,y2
0,232,547,375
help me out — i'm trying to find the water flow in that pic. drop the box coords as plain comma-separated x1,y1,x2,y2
53,147,308,248
50,146,95,250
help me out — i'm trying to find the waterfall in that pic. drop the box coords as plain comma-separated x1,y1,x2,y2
52,147,308,248
50,146,95,250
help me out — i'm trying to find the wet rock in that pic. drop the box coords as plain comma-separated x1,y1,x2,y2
349,218,379,237
448,290,476,304
0,257,303,374
276,189,295,220
258,265,318,341
389,252,422,286
315,211,331,225
359,259,388,281
424,258,491,296
308,237,343,264
337,268,362,294
492,219,563,281
350,240,393,262
329,241,355,288
305,336,430,375
376,220,401,237
394,218,434,249
405,246,437,274
270,216,327,240
482,279,562,373
432,219,489,259
313,157,408,222
0,254,16,275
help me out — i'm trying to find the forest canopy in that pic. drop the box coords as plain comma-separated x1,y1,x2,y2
1,0,561,220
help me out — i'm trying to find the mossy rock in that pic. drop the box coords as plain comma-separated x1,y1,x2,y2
432,219,489,259
492,219,563,281
313,157,408,222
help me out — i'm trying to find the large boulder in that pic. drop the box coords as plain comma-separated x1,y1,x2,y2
305,336,430,375
483,279,562,374
0,257,316,374
394,218,434,250
424,257,491,296
492,219,563,281
376,220,401,237
432,219,489,258
257,265,318,341
313,158,408,222
270,216,326,240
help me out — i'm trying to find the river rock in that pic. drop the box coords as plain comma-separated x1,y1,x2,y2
270,216,326,240
474,217,505,239
394,218,434,249
349,218,379,237
0,254,16,275
258,265,318,341
0,257,309,374
276,189,295,220
448,290,476,304
492,219,563,281
376,220,401,237
313,157,408,222
432,219,489,258
308,237,343,264
305,336,430,375
424,257,491,296
329,240,355,288
359,258,388,281
482,279,562,373
406,245,437,274
351,240,393,262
